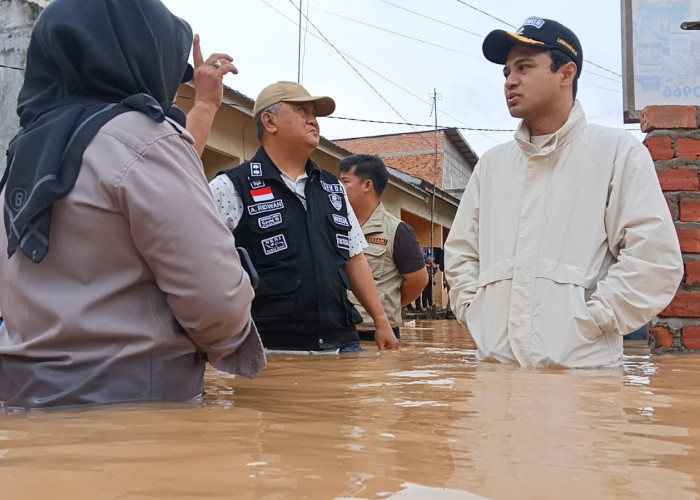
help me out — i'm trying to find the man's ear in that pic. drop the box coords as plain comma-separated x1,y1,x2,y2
560,61,577,88
364,179,374,193
261,112,277,134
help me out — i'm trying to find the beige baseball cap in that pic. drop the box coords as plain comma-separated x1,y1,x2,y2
252,81,336,118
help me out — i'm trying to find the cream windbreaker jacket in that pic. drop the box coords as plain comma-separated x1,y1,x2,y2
445,102,682,368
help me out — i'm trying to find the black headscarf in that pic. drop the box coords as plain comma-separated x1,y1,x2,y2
2,0,194,262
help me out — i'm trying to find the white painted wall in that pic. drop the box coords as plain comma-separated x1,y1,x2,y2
0,0,47,175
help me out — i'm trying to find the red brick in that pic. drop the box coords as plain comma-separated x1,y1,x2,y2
678,229,700,253
644,136,674,160
651,325,674,348
640,105,697,133
677,138,700,160
658,168,700,191
680,199,700,221
660,292,700,317
682,326,700,350
685,261,700,285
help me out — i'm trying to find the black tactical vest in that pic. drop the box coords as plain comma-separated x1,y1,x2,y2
222,147,360,351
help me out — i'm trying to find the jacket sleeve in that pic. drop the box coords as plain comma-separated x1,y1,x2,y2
444,161,481,324
587,136,683,335
116,130,266,377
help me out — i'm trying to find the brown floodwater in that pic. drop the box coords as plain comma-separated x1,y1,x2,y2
1,320,699,499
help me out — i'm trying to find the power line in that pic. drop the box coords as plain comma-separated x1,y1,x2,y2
282,0,416,131
258,0,437,150
454,0,516,29
379,0,483,39
309,6,481,58
0,63,24,71
327,115,515,132
453,0,623,78
176,95,516,134
260,0,500,146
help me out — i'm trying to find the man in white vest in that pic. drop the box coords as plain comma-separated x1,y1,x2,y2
444,17,683,368
340,154,428,341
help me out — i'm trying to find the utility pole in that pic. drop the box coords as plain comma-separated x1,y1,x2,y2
297,0,303,83
429,88,439,257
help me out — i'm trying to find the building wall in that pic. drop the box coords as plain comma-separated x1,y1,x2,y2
0,0,47,175
643,105,700,352
442,134,471,193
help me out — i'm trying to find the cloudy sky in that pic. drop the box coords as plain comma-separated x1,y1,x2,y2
161,0,637,156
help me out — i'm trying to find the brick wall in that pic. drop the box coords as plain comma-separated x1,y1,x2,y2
643,105,700,352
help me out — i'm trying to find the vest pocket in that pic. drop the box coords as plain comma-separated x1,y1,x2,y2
326,212,351,260
255,271,302,298
363,242,387,279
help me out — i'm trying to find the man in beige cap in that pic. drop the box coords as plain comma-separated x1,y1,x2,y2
210,81,399,353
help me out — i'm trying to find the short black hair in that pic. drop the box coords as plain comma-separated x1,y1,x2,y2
549,49,579,99
339,154,389,195
255,102,282,141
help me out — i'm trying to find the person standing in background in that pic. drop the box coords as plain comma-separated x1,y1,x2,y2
339,154,427,341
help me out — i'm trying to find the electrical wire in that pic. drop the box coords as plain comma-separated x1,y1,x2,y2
176,94,516,133
453,0,623,78
378,0,483,38
0,63,24,71
276,0,441,150
260,0,500,147
309,6,482,59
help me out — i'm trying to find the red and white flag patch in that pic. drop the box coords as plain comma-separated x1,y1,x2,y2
250,186,274,202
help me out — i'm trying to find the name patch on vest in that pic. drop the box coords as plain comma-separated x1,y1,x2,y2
332,214,349,227
258,212,282,229
367,236,388,245
248,199,284,215
250,179,266,189
336,234,350,251
329,193,343,211
321,180,345,193
261,234,288,255
250,162,263,177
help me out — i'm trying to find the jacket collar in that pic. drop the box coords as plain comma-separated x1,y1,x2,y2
514,100,587,156
252,147,321,181
362,202,386,232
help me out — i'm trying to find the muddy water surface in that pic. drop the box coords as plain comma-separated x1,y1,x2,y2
1,320,699,499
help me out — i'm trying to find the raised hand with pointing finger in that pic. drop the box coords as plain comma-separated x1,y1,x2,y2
186,34,238,156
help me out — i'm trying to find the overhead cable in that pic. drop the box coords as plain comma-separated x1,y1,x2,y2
453,0,623,78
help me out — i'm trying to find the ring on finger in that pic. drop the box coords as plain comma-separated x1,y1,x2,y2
212,59,222,68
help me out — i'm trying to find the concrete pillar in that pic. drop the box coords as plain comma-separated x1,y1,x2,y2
642,105,700,353
0,0,49,175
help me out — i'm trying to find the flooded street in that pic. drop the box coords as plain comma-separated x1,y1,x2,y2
1,320,699,499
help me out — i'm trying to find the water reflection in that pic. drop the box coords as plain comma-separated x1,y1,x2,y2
0,320,699,499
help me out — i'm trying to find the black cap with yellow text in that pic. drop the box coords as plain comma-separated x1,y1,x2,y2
482,17,583,75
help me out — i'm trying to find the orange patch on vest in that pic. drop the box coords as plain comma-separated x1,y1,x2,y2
367,237,388,245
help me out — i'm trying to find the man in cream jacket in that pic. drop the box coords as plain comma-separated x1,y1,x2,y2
444,17,683,368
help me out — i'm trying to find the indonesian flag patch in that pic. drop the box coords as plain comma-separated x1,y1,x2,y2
250,186,274,202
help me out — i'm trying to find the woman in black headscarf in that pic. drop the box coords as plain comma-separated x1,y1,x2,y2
0,0,265,409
